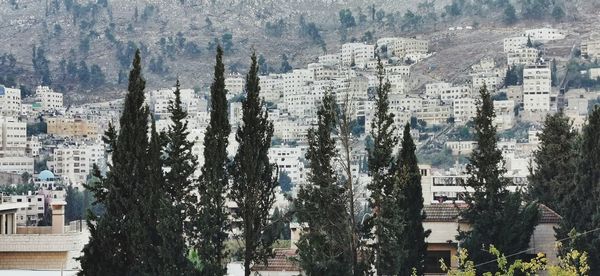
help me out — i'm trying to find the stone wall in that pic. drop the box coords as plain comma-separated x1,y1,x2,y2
0,252,68,270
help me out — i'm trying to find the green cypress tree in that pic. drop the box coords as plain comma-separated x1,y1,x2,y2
161,78,197,274
192,45,231,276
458,85,540,273
557,107,600,273
396,123,430,275
79,49,151,275
164,79,197,205
295,92,353,275
366,57,399,274
528,111,577,214
229,52,278,276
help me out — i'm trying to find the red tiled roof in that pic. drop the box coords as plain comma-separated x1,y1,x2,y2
423,203,562,224
251,248,300,272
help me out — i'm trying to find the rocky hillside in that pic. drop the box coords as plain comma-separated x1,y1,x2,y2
0,0,597,103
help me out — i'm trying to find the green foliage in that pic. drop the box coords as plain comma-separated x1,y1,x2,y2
0,183,37,195
528,111,577,214
339,9,356,29
265,19,285,37
280,54,292,73
192,46,231,276
299,15,326,51
441,247,590,276
32,46,51,85
394,124,430,275
505,65,523,85
458,85,540,273
367,58,399,274
401,10,424,31
552,6,565,21
522,0,551,19
221,33,234,53
149,56,169,74
79,50,192,275
503,3,518,24
295,92,353,275
278,171,293,193
26,121,47,136
228,53,278,276
556,107,600,274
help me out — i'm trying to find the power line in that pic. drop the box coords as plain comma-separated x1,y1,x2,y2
474,227,600,268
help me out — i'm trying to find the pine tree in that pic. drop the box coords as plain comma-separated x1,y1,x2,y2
557,107,600,274
528,111,577,214
366,58,399,274
396,123,430,275
192,45,231,276
295,92,353,275
229,52,278,276
458,85,540,273
79,49,151,275
162,78,197,274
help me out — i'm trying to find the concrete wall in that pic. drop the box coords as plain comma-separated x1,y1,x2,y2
0,252,68,270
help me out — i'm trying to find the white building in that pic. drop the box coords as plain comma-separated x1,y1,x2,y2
523,64,551,112
318,53,341,65
507,47,539,65
36,86,63,111
225,75,245,97
503,36,529,53
47,143,106,185
268,145,306,187
581,35,600,60
523,28,566,42
147,87,203,118
452,97,477,123
0,85,21,116
341,43,375,67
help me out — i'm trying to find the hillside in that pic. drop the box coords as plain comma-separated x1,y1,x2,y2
0,0,598,103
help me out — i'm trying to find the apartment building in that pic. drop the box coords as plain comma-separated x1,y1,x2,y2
35,86,63,111
341,43,375,67
507,47,539,65
46,117,99,138
523,64,551,112
0,85,21,116
452,97,477,123
46,143,105,185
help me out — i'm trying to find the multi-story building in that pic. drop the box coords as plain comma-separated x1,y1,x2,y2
378,37,429,57
268,145,306,186
147,87,204,118
341,43,375,67
46,117,99,138
581,35,600,60
3,193,45,226
503,36,529,53
35,86,63,111
46,143,106,185
523,28,565,42
225,74,245,97
452,97,477,123
0,85,21,116
471,70,505,92
523,64,551,112
318,53,341,65
507,47,539,65
0,116,27,153
426,82,471,104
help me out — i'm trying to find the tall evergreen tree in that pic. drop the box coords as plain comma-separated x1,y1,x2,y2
295,92,353,275
396,123,429,275
528,111,577,214
366,58,399,274
229,52,278,276
192,45,231,276
162,78,197,273
458,85,540,273
79,49,151,275
557,107,600,274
